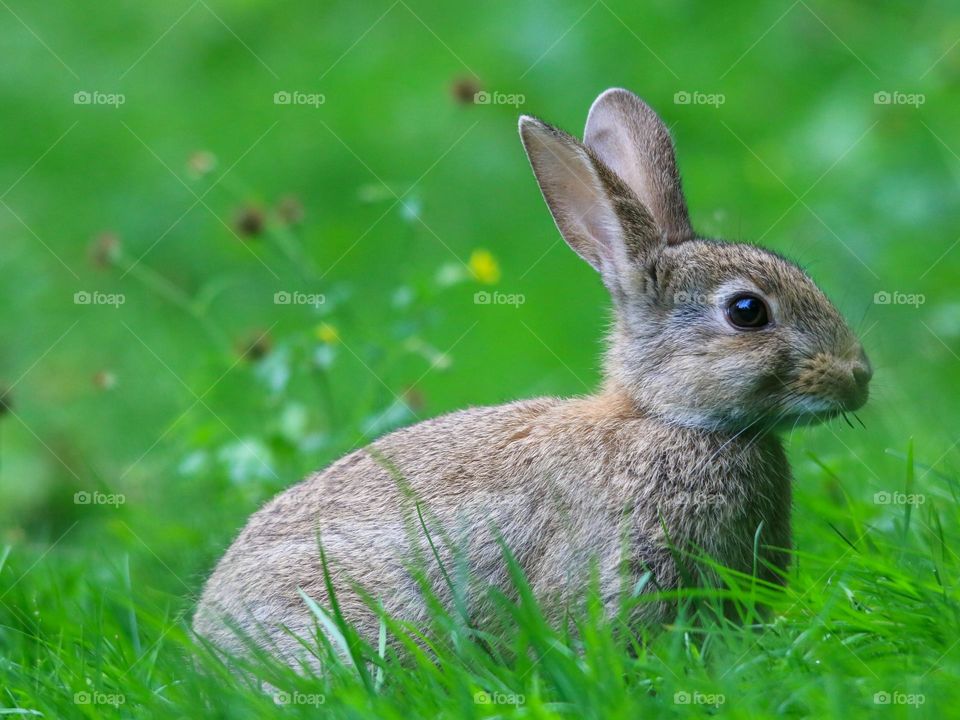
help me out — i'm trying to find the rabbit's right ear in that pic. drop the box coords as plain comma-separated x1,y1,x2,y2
519,115,659,298
584,89,693,243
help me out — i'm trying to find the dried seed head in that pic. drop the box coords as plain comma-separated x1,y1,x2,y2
93,371,117,390
233,206,266,239
276,195,304,226
402,386,425,412
237,330,272,361
187,150,217,179
89,232,121,269
450,76,482,105
3,526,24,544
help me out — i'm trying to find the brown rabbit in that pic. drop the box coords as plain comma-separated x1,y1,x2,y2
194,88,871,663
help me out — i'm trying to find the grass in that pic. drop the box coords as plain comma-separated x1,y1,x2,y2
1,440,957,718
2,0,960,716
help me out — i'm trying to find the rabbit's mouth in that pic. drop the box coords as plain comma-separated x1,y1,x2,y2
773,406,844,430
772,389,866,430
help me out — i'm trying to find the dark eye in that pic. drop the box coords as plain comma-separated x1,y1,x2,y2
726,294,770,329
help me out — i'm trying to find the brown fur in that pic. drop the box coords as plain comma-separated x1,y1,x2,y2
194,88,871,664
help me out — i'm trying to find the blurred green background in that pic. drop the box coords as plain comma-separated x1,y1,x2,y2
0,0,958,712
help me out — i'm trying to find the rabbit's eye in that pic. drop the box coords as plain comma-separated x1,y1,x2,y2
726,294,770,329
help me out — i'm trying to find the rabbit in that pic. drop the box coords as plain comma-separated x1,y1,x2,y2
193,88,872,664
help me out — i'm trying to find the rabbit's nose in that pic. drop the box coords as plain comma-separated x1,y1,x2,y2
841,348,872,410
850,347,872,389
852,362,872,389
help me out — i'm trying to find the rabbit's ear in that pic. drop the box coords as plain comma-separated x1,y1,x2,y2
519,115,659,297
584,88,692,243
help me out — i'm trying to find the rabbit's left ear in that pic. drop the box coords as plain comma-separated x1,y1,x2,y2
584,88,693,243
519,115,659,301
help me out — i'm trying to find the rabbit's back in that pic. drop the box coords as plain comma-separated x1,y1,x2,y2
194,397,561,654
194,393,790,658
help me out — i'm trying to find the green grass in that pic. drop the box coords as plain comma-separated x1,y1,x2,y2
2,0,960,716
1,446,957,718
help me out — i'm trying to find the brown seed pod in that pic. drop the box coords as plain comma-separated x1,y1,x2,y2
233,206,266,239
236,330,272,361
88,232,121,269
276,195,304,226
402,386,425,413
93,371,117,390
450,76,482,105
187,150,217,179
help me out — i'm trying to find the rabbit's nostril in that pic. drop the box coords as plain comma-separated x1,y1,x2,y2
852,363,872,388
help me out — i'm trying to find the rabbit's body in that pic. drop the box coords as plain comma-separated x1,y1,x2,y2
195,88,870,662
195,390,790,658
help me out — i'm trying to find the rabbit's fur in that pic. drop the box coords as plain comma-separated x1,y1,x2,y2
194,89,871,663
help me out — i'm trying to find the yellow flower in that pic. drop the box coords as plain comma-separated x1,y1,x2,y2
469,248,501,284
315,322,339,344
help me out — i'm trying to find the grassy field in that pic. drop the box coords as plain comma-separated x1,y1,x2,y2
1,0,959,716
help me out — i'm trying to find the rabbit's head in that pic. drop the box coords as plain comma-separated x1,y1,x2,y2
520,88,871,431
